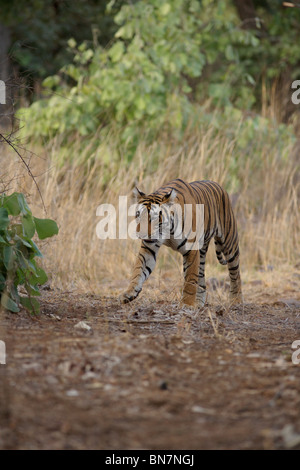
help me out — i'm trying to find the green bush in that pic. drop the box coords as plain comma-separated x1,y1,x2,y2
17,0,300,165
0,192,58,314
18,1,261,147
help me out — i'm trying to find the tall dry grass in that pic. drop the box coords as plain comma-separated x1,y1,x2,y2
1,118,299,302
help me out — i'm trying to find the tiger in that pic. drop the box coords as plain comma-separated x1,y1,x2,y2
120,178,242,308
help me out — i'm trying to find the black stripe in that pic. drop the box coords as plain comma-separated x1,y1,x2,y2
228,265,239,271
227,252,237,264
142,244,156,259
177,238,187,250
139,253,146,264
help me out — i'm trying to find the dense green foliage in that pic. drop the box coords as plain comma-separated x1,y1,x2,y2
1,0,129,81
0,193,58,314
17,0,300,161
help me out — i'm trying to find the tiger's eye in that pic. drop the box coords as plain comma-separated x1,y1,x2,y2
136,210,140,218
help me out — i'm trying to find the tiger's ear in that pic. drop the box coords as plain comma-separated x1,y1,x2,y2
133,187,146,201
161,189,177,204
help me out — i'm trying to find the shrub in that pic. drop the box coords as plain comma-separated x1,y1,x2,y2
0,192,58,314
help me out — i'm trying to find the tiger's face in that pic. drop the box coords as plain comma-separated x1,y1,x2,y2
133,187,177,241
134,203,163,240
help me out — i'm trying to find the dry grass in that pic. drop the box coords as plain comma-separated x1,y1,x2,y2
1,117,299,304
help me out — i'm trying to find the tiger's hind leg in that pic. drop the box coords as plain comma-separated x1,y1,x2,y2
214,238,227,265
225,247,243,305
196,244,209,308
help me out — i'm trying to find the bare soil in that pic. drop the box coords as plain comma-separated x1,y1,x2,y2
1,281,300,450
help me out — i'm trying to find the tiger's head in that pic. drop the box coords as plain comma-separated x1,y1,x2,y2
133,187,177,241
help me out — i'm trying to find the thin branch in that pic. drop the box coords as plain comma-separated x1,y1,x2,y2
0,132,47,214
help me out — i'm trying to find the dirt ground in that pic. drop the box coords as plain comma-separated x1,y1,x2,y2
0,275,300,450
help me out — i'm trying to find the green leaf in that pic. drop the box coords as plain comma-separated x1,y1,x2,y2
42,75,60,89
33,217,59,240
67,38,77,49
108,41,124,62
1,292,19,313
115,24,133,39
34,266,48,285
0,273,5,292
17,193,31,215
10,283,20,303
15,235,32,248
20,296,40,314
27,260,48,285
15,250,28,271
16,267,26,285
22,214,36,238
26,239,43,257
225,45,237,62
2,193,21,216
0,208,9,231
160,3,171,16
27,284,41,296
3,245,14,270
245,73,256,86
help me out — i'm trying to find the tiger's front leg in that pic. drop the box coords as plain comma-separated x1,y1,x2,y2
181,249,200,307
120,240,161,304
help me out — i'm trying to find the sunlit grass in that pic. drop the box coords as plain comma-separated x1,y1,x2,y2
1,109,299,304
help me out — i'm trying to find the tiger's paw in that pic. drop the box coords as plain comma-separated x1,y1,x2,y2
119,289,140,304
229,293,243,306
179,297,198,311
